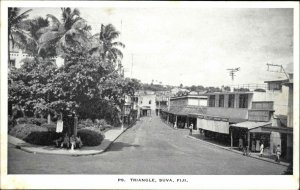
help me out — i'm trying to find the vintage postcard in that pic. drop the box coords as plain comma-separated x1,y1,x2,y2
1,1,299,189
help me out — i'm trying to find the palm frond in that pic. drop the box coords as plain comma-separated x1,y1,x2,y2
46,14,61,25
111,41,125,48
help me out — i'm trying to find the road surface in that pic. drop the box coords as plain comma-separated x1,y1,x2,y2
8,116,287,174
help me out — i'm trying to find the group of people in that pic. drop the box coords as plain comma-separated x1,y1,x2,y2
54,133,83,150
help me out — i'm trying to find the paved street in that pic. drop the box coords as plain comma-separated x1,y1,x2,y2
8,116,287,174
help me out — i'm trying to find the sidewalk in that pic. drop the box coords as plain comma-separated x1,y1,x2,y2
8,123,135,156
187,134,290,167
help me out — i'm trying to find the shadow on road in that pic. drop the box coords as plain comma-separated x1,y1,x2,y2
107,142,140,151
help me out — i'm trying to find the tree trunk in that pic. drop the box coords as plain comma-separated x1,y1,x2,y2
48,114,51,124
8,33,11,66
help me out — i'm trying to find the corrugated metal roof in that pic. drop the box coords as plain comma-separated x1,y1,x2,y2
231,121,271,130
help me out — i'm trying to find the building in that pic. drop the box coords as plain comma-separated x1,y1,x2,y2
161,93,208,129
203,83,293,160
155,91,171,116
133,91,156,117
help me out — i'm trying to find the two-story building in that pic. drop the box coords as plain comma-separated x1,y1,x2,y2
161,92,208,129
203,82,293,160
133,91,156,117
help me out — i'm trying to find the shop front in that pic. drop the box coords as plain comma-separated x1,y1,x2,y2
230,121,293,159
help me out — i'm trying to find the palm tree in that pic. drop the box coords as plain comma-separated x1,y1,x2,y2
90,24,125,64
37,7,91,59
24,17,51,58
8,7,32,66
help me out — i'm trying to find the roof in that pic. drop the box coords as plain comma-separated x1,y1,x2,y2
228,118,248,123
170,95,208,100
205,91,253,96
162,105,207,116
231,121,272,130
264,79,289,83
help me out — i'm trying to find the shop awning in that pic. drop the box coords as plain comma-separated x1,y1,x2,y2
230,121,272,130
250,126,293,134
197,117,229,134
162,105,207,116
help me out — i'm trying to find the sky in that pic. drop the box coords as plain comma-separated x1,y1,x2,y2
25,7,294,87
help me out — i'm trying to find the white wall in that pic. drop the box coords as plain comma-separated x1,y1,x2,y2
252,88,289,116
138,94,156,110
188,98,207,106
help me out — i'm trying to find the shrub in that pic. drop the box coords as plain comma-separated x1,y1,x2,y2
9,124,48,140
79,119,95,128
16,117,47,126
8,116,16,132
28,117,48,126
24,131,62,146
254,88,266,92
77,128,104,146
41,123,57,132
16,117,28,125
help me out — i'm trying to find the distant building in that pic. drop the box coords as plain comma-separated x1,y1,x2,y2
133,91,156,117
9,41,61,69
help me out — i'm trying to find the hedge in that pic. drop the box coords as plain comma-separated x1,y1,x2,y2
9,124,48,140
77,128,104,146
41,123,57,132
24,131,62,146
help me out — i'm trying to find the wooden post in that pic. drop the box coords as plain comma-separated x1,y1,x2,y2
230,129,233,148
247,131,250,152
74,114,78,137
167,114,169,124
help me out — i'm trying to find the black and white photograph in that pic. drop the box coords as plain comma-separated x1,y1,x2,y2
1,1,299,189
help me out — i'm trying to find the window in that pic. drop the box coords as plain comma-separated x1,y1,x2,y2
268,82,282,91
239,94,248,108
149,100,151,104
219,95,224,107
209,95,215,107
228,94,235,108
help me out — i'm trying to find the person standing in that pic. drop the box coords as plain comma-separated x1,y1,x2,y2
259,142,264,157
275,144,281,162
189,123,193,135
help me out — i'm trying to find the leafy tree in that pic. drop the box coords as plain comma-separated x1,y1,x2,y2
8,58,58,118
8,8,32,66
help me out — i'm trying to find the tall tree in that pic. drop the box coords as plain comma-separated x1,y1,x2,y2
24,17,51,58
8,8,32,66
37,7,91,59
90,24,125,65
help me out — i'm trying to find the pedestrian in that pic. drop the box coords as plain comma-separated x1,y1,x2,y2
275,144,281,163
189,123,193,135
259,142,264,157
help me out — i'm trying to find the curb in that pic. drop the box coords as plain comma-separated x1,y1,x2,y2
9,121,137,156
187,135,289,167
